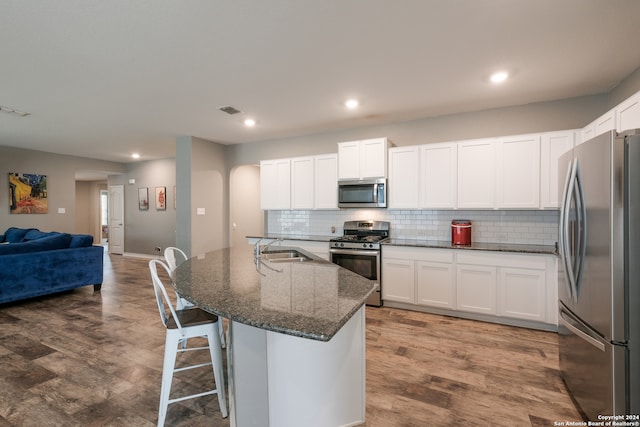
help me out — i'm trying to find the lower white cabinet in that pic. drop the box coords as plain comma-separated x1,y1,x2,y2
456,264,497,315
382,245,557,328
381,258,415,303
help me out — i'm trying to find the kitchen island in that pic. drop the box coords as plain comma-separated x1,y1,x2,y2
172,245,377,427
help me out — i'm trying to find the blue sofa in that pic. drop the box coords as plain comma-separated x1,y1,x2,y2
0,227,104,304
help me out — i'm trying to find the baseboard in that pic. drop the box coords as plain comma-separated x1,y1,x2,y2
122,252,162,260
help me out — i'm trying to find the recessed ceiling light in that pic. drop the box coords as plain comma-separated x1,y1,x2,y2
490,71,509,84
345,99,359,109
244,118,256,127
132,153,140,159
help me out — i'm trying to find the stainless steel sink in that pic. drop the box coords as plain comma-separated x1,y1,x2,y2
262,250,310,262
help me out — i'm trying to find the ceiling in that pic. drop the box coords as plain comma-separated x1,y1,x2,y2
2,0,640,167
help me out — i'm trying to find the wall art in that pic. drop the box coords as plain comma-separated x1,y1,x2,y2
155,186,166,210
138,187,149,210
8,173,48,214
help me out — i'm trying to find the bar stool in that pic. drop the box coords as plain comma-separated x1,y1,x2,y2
164,246,226,348
149,259,227,426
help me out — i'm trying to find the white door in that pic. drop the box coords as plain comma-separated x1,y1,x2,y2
108,185,124,254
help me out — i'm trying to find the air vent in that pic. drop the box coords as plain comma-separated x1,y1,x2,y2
218,105,243,115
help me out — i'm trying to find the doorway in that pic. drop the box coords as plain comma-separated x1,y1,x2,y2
229,165,263,248
100,190,109,248
108,184,125,254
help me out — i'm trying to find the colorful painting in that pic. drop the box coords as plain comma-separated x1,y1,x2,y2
9,173,48,214
155,186,166,210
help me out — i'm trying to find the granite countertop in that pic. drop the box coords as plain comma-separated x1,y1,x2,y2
384,238,558,255
172,245,376,342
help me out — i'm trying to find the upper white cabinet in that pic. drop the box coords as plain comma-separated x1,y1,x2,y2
291,157,315,209
457,138,495,209
260,159,291,210
338,137,391,180
540,130,576,209
261,154,338,210
616,91,640,132
420,143,457,209
314,154,338,209
582,109,616,144
495,134,540,209
388,146,420,208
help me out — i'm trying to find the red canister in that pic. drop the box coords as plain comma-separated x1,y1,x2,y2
451,220,472,245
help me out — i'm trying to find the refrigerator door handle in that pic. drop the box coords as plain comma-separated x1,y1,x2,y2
559,308,606,352
559,158,573,299
562,160,579,300
573,161,587,298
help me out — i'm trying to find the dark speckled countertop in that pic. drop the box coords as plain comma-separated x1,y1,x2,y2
246,234,335,242
384,239,558,255
172,245,376,342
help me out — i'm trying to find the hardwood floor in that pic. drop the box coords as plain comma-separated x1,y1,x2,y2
0,251,582,426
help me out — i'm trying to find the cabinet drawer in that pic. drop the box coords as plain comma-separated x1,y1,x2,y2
456,251,546,269
383,246,453,263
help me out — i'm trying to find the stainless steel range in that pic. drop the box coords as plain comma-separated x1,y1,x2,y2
329,220,389,307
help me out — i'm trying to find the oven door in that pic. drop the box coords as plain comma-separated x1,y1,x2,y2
330,248,381,307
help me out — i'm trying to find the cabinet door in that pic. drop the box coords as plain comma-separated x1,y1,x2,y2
581,123,595,145
291,157,314,209
496,135,540,209
360,138,388,178
457,138,495,209
594,109,616,136
338,141,361,180
498,267,546,322
456,264,496,315
388,146,419,208
381,258,415,303
540,131,575,209
420,143,457,209
616,91,640,132
260,159,291,210
314,154,338,209
416,261,455,309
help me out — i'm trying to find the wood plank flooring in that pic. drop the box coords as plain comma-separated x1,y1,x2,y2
0,250,583,426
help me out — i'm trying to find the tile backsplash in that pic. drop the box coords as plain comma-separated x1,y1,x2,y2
267,209,559,246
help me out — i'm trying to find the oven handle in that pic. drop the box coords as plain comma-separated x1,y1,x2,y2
329,248,380,257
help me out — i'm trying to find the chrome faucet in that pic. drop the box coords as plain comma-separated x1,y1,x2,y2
253,237,282,258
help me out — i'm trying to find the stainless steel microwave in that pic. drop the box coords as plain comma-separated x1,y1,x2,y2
338,178,387,208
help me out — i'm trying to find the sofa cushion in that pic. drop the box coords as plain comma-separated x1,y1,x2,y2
69,234,94,248
2,227,38,243
23,229,59,242
0,233,72,255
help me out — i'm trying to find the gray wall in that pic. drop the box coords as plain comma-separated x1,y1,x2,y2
225,94,608,169
176,136,228,257
0,146,125,234
108,158,176,255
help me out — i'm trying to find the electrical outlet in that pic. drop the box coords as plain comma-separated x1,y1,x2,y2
155,246,162,253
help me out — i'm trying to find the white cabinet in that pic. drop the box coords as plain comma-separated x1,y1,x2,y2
314,154,338,209
495,134,540,209
338,137,390,180
420,142,457,209
498,267,546,322
260,159,291,210
388,146,420,208
383,246,455,308
291,157,314,209
582,109,616,143
381,258,415,303
416,260,455,309
540,130,576,208
616,91,640,132
457,138,495,209
261,154,338,211
456,264,497,315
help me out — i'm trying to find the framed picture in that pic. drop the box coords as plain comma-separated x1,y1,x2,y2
155,186,166,210
9,173,48,214
138,187,149,210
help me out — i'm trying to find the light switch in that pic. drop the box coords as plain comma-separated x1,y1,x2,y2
58,207,66,214
197,208,206,215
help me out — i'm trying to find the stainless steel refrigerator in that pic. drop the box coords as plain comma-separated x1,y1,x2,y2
558,129,639,419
